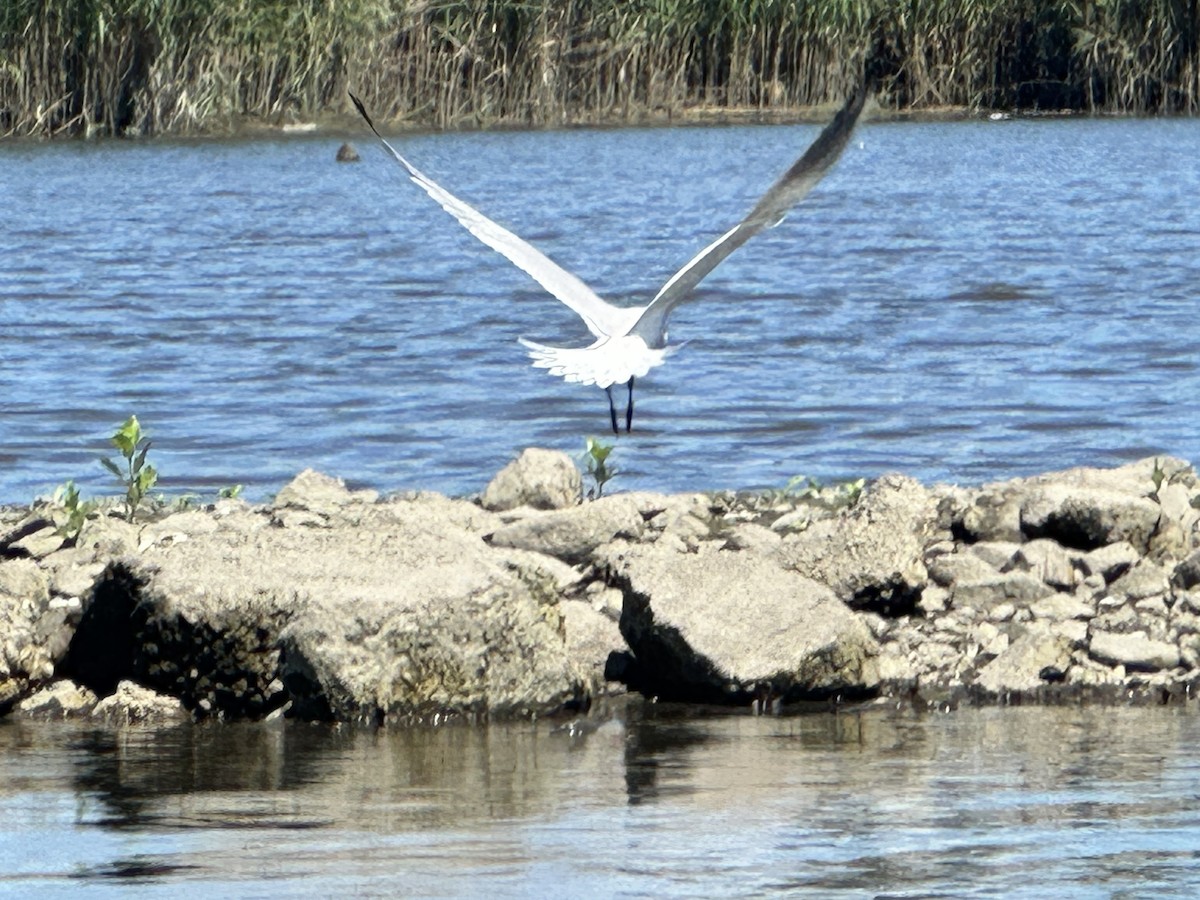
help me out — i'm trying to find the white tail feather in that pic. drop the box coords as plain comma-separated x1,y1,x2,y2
519,336,677,388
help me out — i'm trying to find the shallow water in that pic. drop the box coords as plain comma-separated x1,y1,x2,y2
3,704,1200,897
3,117,1200,503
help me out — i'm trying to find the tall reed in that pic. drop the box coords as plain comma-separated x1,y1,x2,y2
3,0,1198,138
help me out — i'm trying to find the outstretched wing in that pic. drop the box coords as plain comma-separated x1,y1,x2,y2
630,81,868,344
349,92,628,339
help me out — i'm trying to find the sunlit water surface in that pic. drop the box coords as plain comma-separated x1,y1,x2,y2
3,705,1200,897
3,117,1200,502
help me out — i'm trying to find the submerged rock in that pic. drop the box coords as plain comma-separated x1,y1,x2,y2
15,678,97,718
91,680,188,725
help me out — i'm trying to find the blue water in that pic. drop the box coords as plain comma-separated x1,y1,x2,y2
3,704,1200,897
3,117,1200,503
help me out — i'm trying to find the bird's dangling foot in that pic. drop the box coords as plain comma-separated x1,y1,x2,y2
624,377,635,433
606,385,620,435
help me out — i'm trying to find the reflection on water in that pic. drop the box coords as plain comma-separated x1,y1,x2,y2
3,703,1200,896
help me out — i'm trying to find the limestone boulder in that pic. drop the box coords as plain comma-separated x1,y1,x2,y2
950,572,1054,610
271,468,379,526
596,540,879,703
0,559,75,710
15,678,97,718
957,491,1023,543
974,627,1074,695
91,680,188,725
1077,541,1141,582
561,600,626,697
61,494,590,722
1021,485,1161,552
1002,539,1078,590
480,448,581,512
1172,548,1200,591
1089,630,1181,672
775,474,937,615
485,495,645,564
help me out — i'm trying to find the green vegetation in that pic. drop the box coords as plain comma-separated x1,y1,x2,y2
3,1,1198,138
783,474,866,510
100,414,158,522
581,436,617,500
50,480,99,542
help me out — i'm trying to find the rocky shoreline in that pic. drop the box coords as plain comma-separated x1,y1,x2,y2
4,451,1200,725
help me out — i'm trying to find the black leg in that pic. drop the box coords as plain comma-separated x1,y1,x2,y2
606,386,619,435
625,377,635,433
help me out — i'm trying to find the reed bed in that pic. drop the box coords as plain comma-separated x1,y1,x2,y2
3,0,1199,138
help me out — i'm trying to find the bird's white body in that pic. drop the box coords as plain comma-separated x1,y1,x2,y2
351,84,868,428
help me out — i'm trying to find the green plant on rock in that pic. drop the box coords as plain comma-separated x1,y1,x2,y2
100,414,158,522
1149,457,1168,503
581,437,617,500
219,484,243,500
50,479,98,542
784,474,866,510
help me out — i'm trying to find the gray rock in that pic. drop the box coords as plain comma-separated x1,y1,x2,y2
1021,485,1161,553
951,572,1055,609
1028,593,1095,622
561,599,626,696
9,525,66,560
776,474,936,615
1108,561,1170,602
75,514,140,557
1172,548,1200,591
0,559,72,708
722,522,782,555
959,492,1023,543
917,585,950,615
596,541,879,702
771,507,815,532
137,509,220,551
493,547,582,592
1092,605,1140,634
272,469,378,521
16,679,97,718
1134,596,1170,618
1003,539,1077,590
1077,541,1141,582
927,551,997,588
975,627,1073,694
1089,630,1180,671
480,448,581,512
485,495,645,565
63,497,588,722
967,541,1022,569
91,680,188,725
873,645,919,686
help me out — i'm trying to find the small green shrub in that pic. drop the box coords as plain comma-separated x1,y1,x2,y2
100,415,158,522
784,474,865,510
581,437,617,500
50,479,98,542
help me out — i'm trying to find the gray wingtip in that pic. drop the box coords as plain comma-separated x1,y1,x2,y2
348,90,383,140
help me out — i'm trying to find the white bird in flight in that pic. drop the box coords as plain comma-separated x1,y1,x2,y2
350,83,868,434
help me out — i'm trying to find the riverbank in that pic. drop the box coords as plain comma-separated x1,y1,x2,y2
4,451,1200,724
0,98,1007,145
6,0,1197,139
